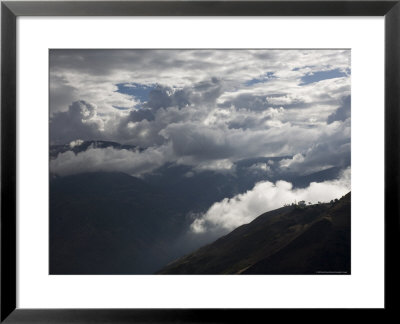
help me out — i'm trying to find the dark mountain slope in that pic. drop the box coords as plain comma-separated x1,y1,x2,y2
158,192,350,274
50,172,187,274
143,161,343,216
244,193,350,274
49,141,350,275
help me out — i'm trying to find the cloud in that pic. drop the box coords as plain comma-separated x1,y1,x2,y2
49,74,79,115
248,162,271,173
125,108,155,123
327,95,351,124
50,144,173,177
50,99,350,176
50,49,350,115
143,85,190,111
278,135,351,175
194,159,235,173
50,103,351,176
191,168,351,233
49,50,351,176
50,100,105,144
280,153,305,168
160,122,234,160
69,139,84,148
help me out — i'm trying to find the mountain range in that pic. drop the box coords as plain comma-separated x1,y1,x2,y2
50,141,350,274
158,192,350,274
50,140,141,159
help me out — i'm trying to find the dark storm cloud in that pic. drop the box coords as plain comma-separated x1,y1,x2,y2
143,78,222,110
50,49,219,79
125,109,155,123
50,49,162,76
50,74,78,115
189,77,223,104
160,123,235,160
144,86,190,111
219,94,271,111
50,100,104,144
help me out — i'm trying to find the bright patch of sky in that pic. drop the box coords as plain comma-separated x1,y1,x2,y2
245,72,275,86
299,68,348,85
115,83,156,103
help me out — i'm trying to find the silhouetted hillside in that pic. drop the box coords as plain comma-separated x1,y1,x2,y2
158,192,350,274
50,172,187,274
49,143,350,274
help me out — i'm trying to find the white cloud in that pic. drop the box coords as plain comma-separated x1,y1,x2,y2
280,153,305,168
69,139,84,148
248,162,271,173
50,100,106,144
49,49,351,176
194,159,235,173
50,49,350,118
191,168,351,233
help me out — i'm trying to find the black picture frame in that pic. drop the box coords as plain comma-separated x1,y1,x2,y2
1,0,399,322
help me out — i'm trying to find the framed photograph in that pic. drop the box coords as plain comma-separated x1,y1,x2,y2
1,0,399,322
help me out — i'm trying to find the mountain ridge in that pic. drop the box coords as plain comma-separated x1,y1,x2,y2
157,192,350,274
50,140,141,159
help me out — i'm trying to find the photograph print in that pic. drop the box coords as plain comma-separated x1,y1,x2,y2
49,49,351,275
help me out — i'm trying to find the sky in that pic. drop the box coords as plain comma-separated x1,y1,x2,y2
49,49,351,233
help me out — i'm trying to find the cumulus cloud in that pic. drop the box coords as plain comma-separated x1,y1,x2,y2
190,168,351,233
49,49,351,176
50,49,350,115
278,135,351,175
247,162,271,173
280,153,305,168
194,159,235,173
69,139,84,148
50,100,105,144
160,122,234,160
327,95,351,124
143,85,190,111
